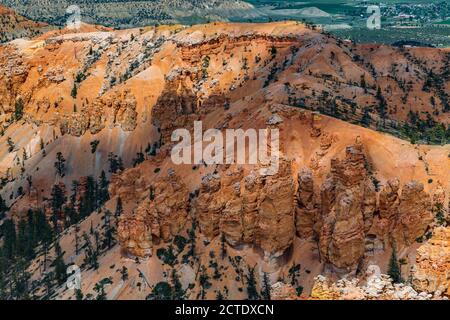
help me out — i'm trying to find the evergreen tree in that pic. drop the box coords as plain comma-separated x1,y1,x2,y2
83,233,99,270
54,152,66,177
171,269,186,300
376,86,388,122
102,210,115,250
64,205,78,226
261,272,271,300
75,289,84,300
360,74,367,92
0,194,8,219
132,150,145,167
388,246,402,283
79,176,97,218
199,265,211,300
108,153,123,174
0,252,7,299
14,98,24,121
71,83,78,98
288,263,301,287
120,266,128,281
50,184,66,233
74,224,80,255
361,107,372,127
1,219,16,260
93,278,112,300
97,171,110,206
245,267,259,300
220,233,227,260
16,219,29,258
216,290,224,300
7,137,15,152
42,271,54,299
115,197,123,218
11,258,31,299
118,157,124,171
34,209,53,246
53,241,67,285
70,180,79,205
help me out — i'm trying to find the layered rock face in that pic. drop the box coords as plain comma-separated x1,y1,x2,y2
295,140,434,272
117,172,189,257
295,167,318,239
317,141,376,271
393,181,433,245
255,158,296,257
370,180,433,247
194,158,296,258
412,227,450,296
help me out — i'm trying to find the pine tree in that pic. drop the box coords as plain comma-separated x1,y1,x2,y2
42,271,54,299
115,197,123,218
75,224,80,255
70,180,79,205
220,233,227,260
82,233,99,270
97,170,110,206
261,272,271,300
361,107,372,127
108,153,123,174
53,241,67,285
7,137,14,152
103,210,115,250
1,219,16,260
171,269,185,300
51,184,66,233
388,246,402,283
71,83,77,98
16,219,29,258
11,258,31,299
246,267,259,300
288,263,301,287
216,290,224,300
79,176,97,218
14,98,24,121
376,86,388,122
75,289,84,300
118,157,124,171
120,266,128,281
94,281,107,300
199,265,211,300
64,205,78,226
34,209,53,246
54,152,66,177
0,194,8,219
132,150,145,167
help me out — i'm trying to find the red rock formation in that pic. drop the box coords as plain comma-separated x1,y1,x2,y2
194,158,296,258
412,227,450,296
255,157,296,257
118,172,189,257
295,167,318,239
318,141,376,271
394,181,432,245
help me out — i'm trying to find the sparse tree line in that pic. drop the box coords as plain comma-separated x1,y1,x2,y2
0,148,131,299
